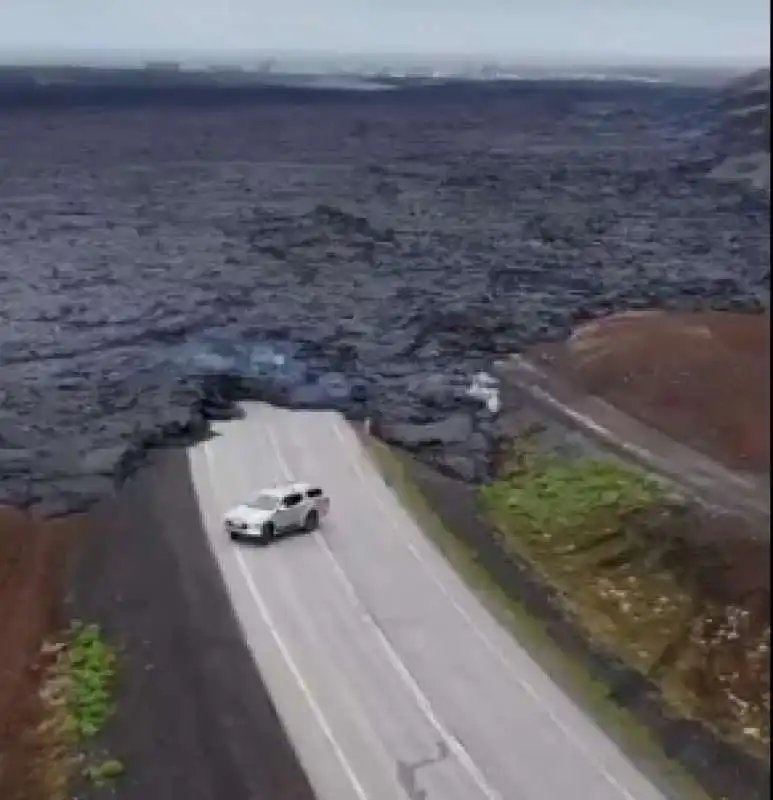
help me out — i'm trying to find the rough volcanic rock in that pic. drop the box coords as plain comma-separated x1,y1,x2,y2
700,67,770,191
0,80,769,513
379,413,475,448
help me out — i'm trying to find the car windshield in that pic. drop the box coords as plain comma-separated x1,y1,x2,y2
246,493,279,511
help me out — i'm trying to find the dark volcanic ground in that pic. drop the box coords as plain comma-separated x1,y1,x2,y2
0,80,770,515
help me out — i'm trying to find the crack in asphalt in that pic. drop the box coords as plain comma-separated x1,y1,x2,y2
395,740,451,800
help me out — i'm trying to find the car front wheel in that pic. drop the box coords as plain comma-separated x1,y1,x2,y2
260,521,276,544
304,510,319,532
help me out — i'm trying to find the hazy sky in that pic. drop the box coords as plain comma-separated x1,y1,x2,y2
0,0,770,66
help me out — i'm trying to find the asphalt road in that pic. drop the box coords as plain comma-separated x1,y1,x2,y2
187,402,670,800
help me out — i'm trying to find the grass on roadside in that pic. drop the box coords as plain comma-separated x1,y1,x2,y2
37,621,123,798
480,452,770,756
480,455,694,676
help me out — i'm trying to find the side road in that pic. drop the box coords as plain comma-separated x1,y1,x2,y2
497,354,770,526
66,447,316,800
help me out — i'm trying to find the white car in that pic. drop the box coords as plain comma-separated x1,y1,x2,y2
224,482,330,544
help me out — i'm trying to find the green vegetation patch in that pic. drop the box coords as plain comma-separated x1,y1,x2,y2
64,621,118,740
479,453,770,755
39,621,123,796
480,456,692,672
481,456,666,539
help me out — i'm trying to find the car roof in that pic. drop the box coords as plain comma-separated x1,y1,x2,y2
260,482,317,498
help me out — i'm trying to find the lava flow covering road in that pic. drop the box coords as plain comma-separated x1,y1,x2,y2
0,79,769,514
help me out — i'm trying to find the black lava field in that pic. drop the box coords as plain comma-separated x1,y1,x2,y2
0,80,769,514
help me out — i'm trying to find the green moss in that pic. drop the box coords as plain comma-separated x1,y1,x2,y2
83,758,125,787
39,621,123,796
65,622,118,741
478,454,770,756
480,455,665,542
480,456,692,680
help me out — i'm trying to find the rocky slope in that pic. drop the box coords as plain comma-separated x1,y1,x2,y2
705,67,770,190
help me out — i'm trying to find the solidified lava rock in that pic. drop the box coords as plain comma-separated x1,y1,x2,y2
0,76,769,515
684,67,770,191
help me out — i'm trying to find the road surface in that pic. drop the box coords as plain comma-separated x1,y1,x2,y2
187,402,671,800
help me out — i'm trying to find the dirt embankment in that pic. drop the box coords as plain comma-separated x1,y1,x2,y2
0,509,78,800
0,449,315,800
531,310,770,474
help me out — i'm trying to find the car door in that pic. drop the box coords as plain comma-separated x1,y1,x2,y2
277,492,304,532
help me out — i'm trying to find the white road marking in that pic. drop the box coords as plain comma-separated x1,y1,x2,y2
269,423,504,800
200,440,370,800
232,552,370,800
329,418,640,800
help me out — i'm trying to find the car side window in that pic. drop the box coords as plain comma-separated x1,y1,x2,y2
283,493,303,507
306,487,323,499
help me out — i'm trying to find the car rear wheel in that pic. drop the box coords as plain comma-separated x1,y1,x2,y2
304,510,319,532
260,522,276,544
